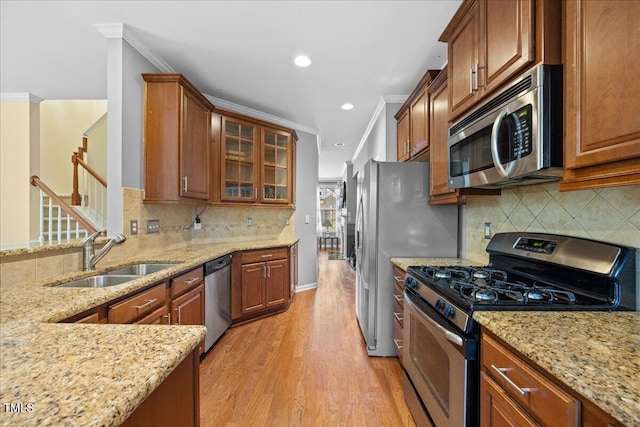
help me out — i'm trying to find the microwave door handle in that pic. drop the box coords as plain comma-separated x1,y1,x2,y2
490,108,511,178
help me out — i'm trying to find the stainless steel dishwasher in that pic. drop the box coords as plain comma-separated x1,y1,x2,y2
203,254,232,353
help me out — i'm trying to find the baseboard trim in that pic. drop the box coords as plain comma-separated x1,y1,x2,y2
295,282,318,293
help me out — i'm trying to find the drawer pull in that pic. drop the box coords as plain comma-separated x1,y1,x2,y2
491,364,535,396
261,254,273,258
174,306,182,325
393,339,403,350
394,312,404,323
184,277,199,285
162,313,171,325
393,294,404,302
393,275,403,282
134,299,157,311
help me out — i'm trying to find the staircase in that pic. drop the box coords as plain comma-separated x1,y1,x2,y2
32,113,108,242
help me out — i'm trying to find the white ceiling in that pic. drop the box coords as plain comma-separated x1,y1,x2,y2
0,0,461,179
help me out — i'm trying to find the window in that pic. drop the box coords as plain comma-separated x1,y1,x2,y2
318,183,339,235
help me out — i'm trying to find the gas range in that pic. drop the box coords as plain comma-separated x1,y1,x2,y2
405,232,637,334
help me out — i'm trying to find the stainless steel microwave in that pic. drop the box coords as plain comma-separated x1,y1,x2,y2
448,64,563,189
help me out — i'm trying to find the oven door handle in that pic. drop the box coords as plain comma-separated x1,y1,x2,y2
406,294,463,347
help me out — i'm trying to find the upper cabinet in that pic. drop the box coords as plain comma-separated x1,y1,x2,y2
143,73,297,207
261,127,294,204
221,116,258,202
440,0,560,120
143,73,214,203
394,70,439,162
219,111,296,205
560,0,640,191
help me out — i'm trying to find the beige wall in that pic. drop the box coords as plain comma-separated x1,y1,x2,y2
0,100,40,246
462,183,640,264
40,100,107,194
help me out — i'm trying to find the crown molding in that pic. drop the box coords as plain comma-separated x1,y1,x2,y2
205,94,320,136
95,23,174,72
383,95,408,104
0,93,44,103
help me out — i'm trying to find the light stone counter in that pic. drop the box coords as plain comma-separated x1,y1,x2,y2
0,237,297,426
390,258,639,426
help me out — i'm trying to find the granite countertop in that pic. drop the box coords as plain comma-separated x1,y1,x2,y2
390,257,639,426
0,237,297,426
475,311,640,426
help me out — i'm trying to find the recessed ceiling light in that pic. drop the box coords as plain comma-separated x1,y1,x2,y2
341,103,354,110
335,142,345,147
294,55,311,67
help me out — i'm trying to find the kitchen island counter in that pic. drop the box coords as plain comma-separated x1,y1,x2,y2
0,237,297,426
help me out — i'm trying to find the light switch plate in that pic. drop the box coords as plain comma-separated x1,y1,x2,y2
247,218,253,227
484,222,492,239
147,219,160,233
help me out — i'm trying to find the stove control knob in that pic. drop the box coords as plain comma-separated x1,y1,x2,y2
443,305,455,318
405,277,418,289
435,299,445,311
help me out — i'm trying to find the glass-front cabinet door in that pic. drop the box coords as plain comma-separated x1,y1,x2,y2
221,117,258,202
261,127,292,204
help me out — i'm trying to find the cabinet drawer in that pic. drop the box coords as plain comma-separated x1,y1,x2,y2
170,267,203,298
136,304,171,325
393,315,403,362
242,248,287,264
482,332,580,427
109,283,167,324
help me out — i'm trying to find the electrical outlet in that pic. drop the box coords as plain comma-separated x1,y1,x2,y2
194,217,201,230
130,220,138,235
147,219,160,233
247,218,253,227
285,218,290,226
484,222,492,239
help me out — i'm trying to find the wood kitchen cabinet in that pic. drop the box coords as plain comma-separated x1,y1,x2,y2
219,111,297,205
560,0,640,191
221,115,258,202
142,73,214,203
232,246,290,324
392,266,406,364
396,109,410,161
440,0,560,120
170,268,205,355
394,69,439,162
121,348,200,427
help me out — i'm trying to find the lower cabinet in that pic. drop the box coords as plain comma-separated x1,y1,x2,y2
170,268,205,355
392,265,406,364
121,348,200,427
232,246,291,323
480,329,624,427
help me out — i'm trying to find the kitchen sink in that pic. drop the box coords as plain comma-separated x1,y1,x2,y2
104,263,177,276
57,275,139,288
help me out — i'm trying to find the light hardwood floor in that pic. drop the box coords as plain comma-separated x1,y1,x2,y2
199,249,415,427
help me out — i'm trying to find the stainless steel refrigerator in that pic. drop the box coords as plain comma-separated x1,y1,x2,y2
355,160,458,356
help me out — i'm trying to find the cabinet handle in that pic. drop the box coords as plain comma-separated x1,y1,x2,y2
475,63,484,89
134,299,157,311
393,294,404,303
393,339,403,350
393,275,404,283
490,364,535,396
263,266,267,278
470,67,475,92
394,312,403,322
162,312,171,325
261,254,273,258
174,306,182,324
268,265,271,278
184,277,199,286
182,176,188,192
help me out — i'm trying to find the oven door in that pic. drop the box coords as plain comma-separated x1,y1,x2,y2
403,290,477,427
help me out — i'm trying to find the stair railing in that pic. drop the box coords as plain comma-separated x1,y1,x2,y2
31,175,97,242
72,153,107,228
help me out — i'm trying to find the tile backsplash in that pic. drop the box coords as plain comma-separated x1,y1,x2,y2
0,188,295,287
462,183,640,265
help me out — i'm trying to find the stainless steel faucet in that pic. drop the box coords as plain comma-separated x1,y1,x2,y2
82,231,127,271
